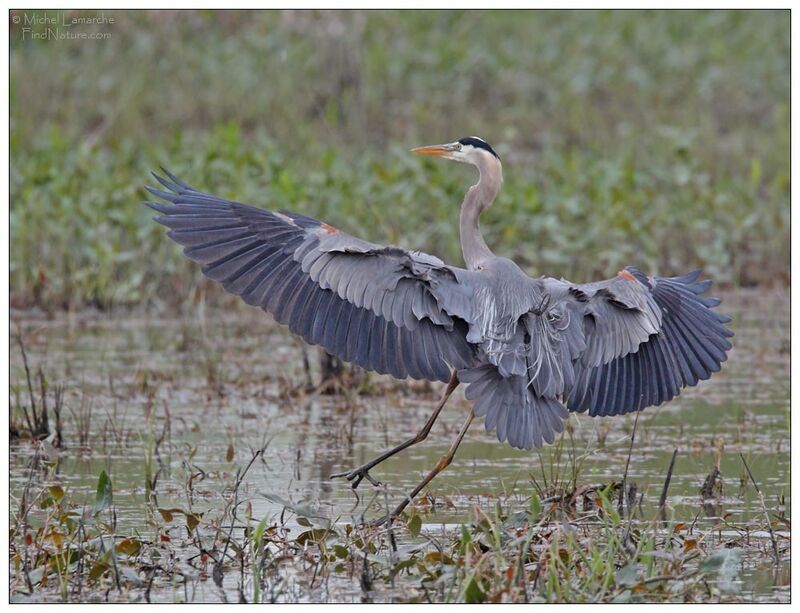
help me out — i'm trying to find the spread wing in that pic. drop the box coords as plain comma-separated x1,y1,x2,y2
448,264,730,451
145,170,476,383
564,267,733,416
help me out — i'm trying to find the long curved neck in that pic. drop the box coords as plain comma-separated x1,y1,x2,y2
460,155,502,270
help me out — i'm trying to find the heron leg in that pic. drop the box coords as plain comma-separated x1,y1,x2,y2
330,370,459,489
370,408,475,527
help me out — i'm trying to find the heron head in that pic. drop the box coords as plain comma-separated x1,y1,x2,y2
412,136,500,166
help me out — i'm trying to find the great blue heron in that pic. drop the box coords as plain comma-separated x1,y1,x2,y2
146,136,732,524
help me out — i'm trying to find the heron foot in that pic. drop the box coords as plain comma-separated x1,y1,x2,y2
329,466,382,490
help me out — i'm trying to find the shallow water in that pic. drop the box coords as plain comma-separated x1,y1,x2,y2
9,288,790,602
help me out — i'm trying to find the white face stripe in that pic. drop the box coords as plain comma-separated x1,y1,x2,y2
451,143,496,165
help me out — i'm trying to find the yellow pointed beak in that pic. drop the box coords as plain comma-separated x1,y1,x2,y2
411,143,459,157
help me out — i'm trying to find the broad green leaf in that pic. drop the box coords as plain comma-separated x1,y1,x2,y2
463,574,486,603
407,513,422,538
116,538,141,557
529,491,542,519
185,513,202,531
49,485,65,503
295,528,333,546
93,470,112,515
253,515,269,547
616,563,639,587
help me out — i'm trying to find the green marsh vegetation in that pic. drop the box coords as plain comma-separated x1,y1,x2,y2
10,9,789,603
11,10,789,309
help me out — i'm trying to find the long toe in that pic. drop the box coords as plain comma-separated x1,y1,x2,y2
349,470,381,489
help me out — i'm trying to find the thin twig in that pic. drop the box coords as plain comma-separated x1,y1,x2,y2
217,442,270,585
16,331,37,435
38,367,50,435
659,449,678,524
739,453,780,564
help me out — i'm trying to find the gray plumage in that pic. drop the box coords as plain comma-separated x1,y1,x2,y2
146,138,732,453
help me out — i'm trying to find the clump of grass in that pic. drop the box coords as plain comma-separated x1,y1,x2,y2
69,391,94,449
101,389,134,449
10,332,64,445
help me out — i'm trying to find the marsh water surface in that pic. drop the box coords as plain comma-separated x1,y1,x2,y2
10,289,790,602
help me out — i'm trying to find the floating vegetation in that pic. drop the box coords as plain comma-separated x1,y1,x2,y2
8,445,789,603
